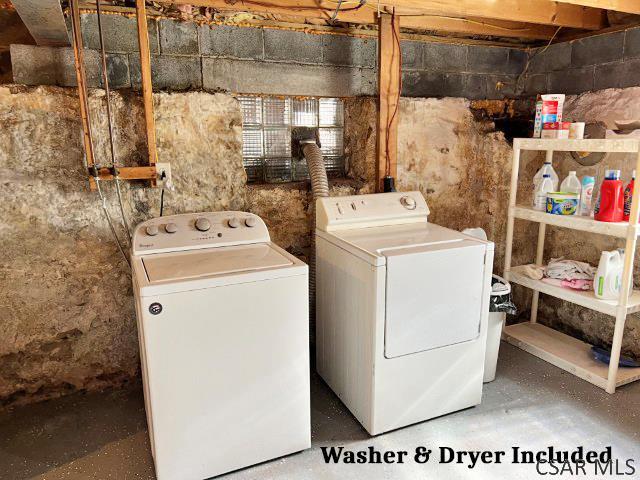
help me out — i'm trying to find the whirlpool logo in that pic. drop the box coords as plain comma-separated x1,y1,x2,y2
149,303,163,315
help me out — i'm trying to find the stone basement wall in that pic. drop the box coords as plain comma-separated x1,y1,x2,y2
9,13,526,99
523,26,640,95
0,85,516,407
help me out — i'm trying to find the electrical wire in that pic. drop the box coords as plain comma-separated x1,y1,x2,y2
330,0,344,22
96,179,131,268
384,9,401,178
234,0,366,14
159,171,166,217
515,26,562,93
388,13,548,33
69,0,131,269
96,0,132,245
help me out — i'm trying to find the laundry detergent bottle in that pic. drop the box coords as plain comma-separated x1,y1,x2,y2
594,169,624,222
594,250,623,300
623,170,636,221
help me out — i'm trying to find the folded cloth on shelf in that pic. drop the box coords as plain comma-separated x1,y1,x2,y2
561,279,593,291
544,257,596,281
492,282,509,293
542,278,563,287
521,264,545,280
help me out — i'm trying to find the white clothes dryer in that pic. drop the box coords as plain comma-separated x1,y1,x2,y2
315,192,494,435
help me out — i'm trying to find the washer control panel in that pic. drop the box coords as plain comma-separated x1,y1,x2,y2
132,211,269,255
316,191,430,232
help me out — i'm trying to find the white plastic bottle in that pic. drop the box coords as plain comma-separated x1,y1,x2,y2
594,250,622,300
579,176,595,216
533,160,559,192
560,171,582,195
534,173,554,211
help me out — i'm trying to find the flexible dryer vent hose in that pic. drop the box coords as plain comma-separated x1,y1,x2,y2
302,142,329,331
303,142,329,199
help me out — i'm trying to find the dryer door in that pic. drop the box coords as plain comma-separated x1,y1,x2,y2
383,240,486,359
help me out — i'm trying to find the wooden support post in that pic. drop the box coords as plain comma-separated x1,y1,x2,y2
530,223,546,323
69,0,94,169
503,140,521,282
376,12,400,193
606,147,640,393
136,0,158,186
530,149,553,323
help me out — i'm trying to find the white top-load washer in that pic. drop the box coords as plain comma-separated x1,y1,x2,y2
315,192,494,435
131,212,310,480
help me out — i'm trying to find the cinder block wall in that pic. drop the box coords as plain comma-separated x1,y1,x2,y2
523,26,640,95
10,13,529,100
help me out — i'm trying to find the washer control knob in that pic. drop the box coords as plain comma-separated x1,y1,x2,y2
400,196,417,210
146,225,159,236
165,222,178,234
195,217,211,232
228,217,240,229
245,217,257,228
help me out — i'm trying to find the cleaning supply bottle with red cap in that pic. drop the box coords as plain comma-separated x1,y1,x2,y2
623,170,636,221
595,169,624,222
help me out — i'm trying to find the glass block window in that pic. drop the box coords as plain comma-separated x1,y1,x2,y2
238,96,345,183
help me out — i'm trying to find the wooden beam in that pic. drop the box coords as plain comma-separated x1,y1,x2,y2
135,0,158,174
556,0,640,15
168,0,605,30
399,16,560,41
377,1,605,29
88,1,558,41
95,166,158,181
74,2,555,44
69,0,95,169
377,12,400,193
557,20,640,42
12,0,69,46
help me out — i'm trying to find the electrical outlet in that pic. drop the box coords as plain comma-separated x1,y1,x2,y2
156,162,172,186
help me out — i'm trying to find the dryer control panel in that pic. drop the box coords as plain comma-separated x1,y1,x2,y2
316,191,430,232
132,212,270,255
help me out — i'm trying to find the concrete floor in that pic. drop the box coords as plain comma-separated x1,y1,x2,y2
1,343,639,480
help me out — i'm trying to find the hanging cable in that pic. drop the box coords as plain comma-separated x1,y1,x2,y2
96,176,131,268
515,26,562,93
69,0,130,269
96,0,132,244
330,0,343,22
383,9,401,190
159,170,167,217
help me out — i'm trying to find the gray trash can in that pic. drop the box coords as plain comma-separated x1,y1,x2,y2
484,275,516,383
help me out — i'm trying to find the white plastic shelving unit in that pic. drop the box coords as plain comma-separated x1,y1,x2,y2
503,138,640,393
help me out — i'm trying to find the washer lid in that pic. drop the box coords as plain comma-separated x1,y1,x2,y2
142,243,293,283
317,222,477,266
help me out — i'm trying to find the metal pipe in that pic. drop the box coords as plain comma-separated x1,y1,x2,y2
96,0,132,244
69,0,131,268
96,178,131,268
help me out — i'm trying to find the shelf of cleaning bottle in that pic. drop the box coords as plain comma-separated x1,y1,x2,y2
507,266,640,316
512,205,640,238
514,138,640,153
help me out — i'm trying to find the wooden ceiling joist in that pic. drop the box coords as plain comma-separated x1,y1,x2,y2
556,0,640,16
12,0,70,46
370,0,605,29
172,0,605,31
399,17,559,41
